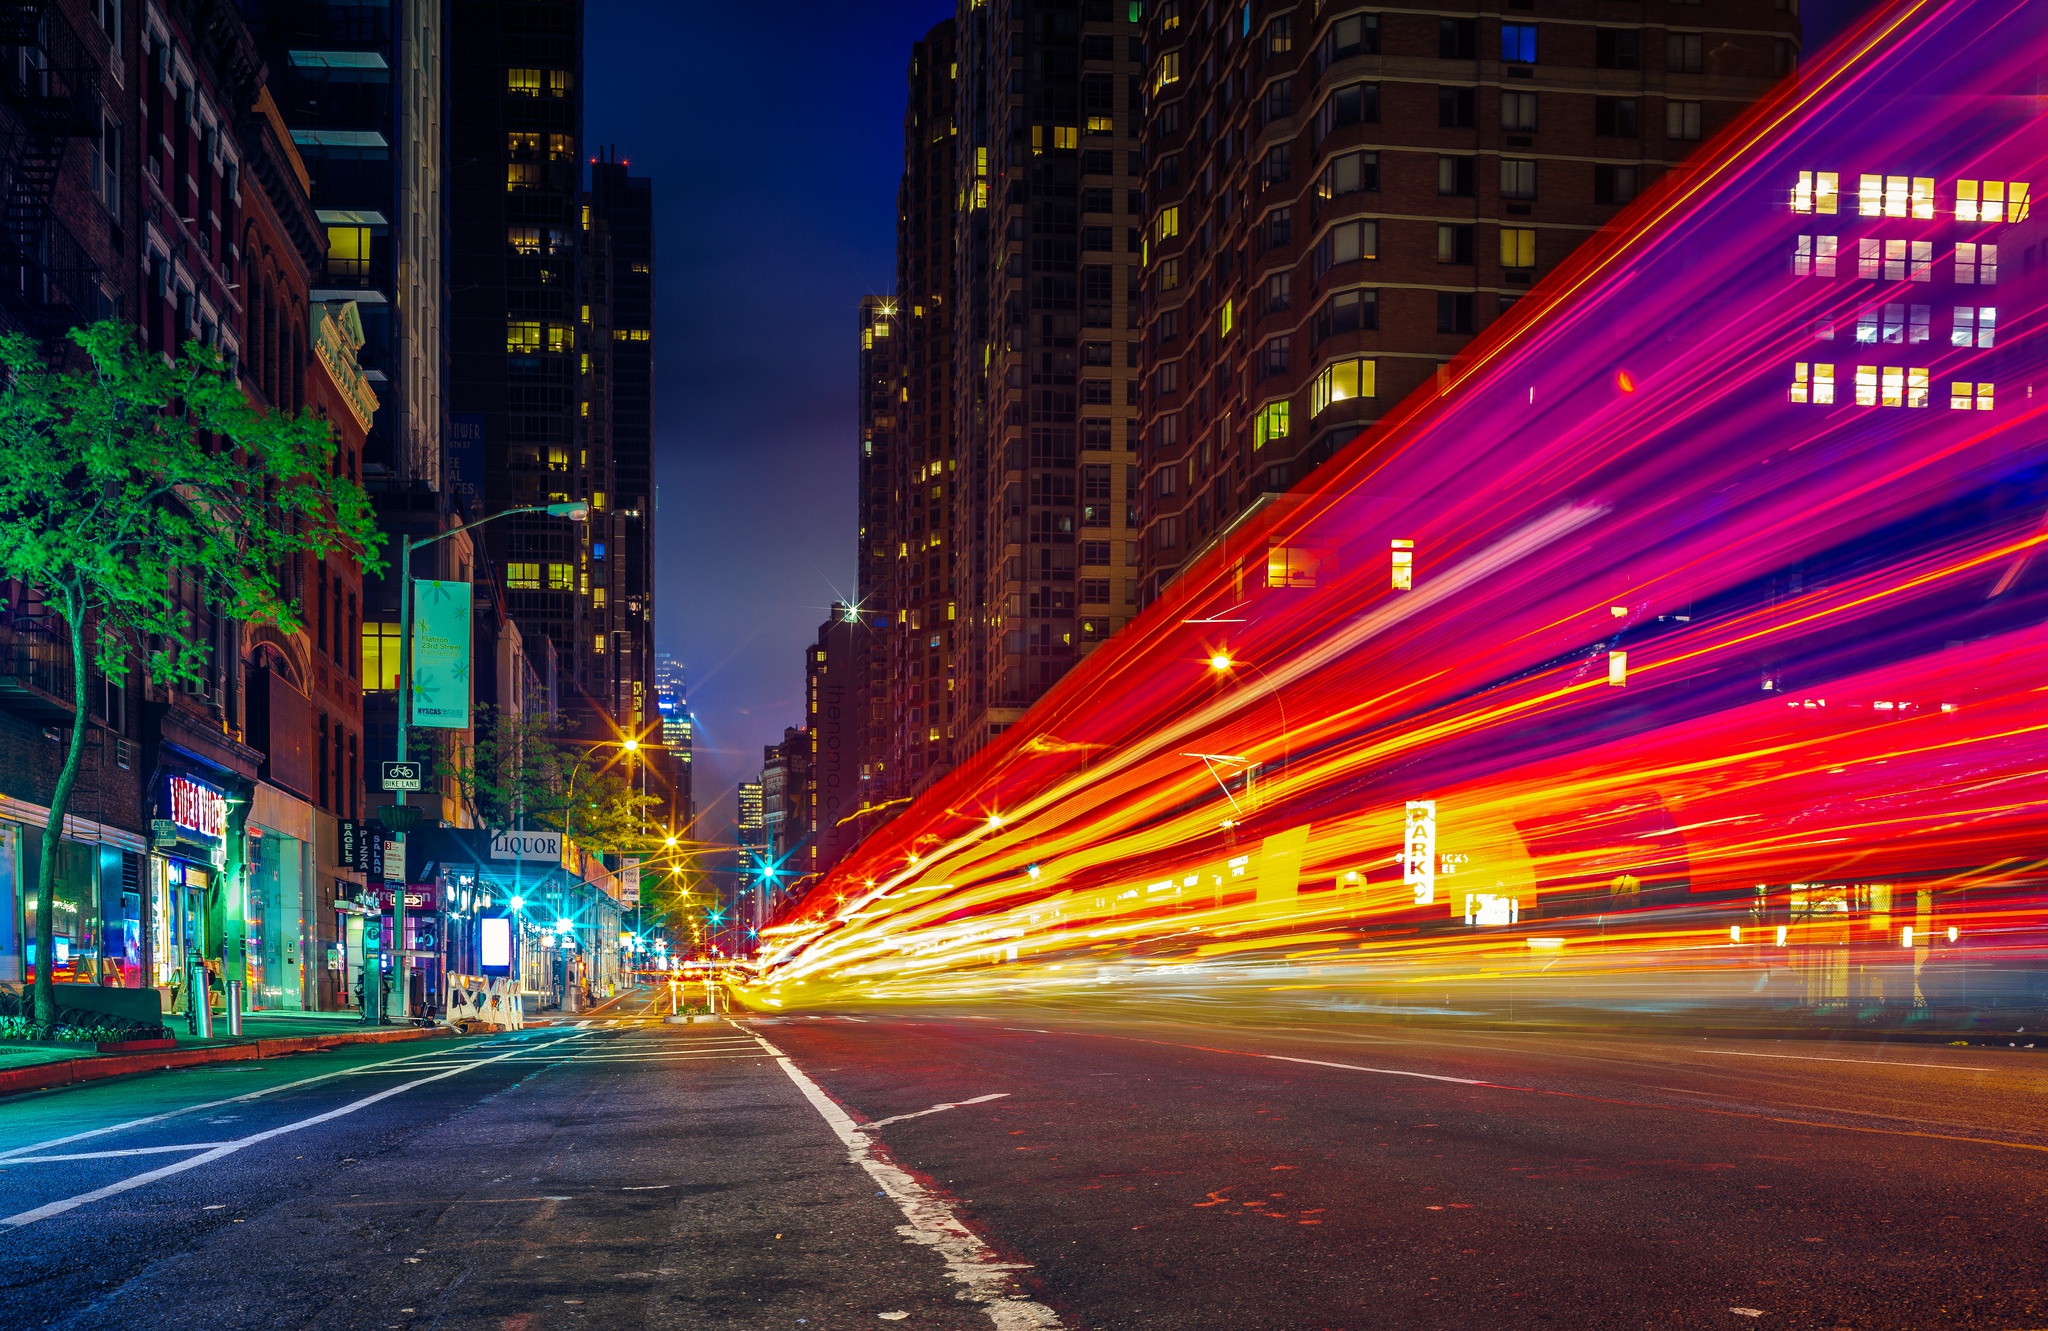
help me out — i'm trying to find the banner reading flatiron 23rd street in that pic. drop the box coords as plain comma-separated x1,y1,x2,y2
410,579,472,729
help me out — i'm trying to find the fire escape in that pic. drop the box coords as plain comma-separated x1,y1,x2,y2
0,1,100,340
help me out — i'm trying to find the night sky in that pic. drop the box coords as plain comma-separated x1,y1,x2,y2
587,0,1878,843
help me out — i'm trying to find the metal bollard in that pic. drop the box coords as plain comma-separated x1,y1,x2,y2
193,967,214,1040
225,980,243,1037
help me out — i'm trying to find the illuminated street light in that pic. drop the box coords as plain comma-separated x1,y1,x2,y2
1209,654,1233,671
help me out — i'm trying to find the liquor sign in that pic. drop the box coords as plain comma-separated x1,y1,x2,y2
409,579,473,730
488,829,562,863
167,776,227,841
1403,800,1438,907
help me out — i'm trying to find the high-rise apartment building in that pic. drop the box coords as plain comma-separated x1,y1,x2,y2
854,293,899,812
951,0,1147,754
586,154,657,740
1134,0,1799,600
249,0,446,488
447,0,595,720
889,22,964,799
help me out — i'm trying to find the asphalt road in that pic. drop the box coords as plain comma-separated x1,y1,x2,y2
0,991,2043,1330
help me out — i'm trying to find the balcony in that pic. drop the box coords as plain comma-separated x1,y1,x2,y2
0,618,75,721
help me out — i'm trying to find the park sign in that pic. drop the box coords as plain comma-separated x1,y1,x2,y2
489,829,563,863
410,579,471,729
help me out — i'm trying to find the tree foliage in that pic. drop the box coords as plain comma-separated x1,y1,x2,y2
0,323,381,1027
446,705,659,856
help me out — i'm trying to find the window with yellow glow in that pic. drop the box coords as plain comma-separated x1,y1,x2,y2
508,226,541,255
1153,51,1180,93
1391,539,1413,591
506,67,542,96
1266,545,1319,589
1252,400,1289,449
506,163,541,191
1311,357,1376,414
548,564,573,590
1792,170,1839,214
326,225,371,280
1500,227,1536,269
1956,180,2030,224
1053,126,1078,149
507,321,542,352
1156,206,1180,241
506,563,541,590
1950,380,1993,410
361,621,402,690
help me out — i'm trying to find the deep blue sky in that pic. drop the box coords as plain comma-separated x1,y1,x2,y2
588,1,951,838
588,0,1877,841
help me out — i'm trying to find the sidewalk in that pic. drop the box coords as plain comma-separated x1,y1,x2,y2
0,1007,458,1101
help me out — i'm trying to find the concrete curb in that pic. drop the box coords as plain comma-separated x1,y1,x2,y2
0,1025,454,1100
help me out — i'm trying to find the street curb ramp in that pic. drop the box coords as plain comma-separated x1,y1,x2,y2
0,1025,455,1100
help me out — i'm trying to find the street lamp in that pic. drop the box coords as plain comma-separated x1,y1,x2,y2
372,500,583,1025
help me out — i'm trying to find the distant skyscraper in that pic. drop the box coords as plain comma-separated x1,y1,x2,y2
736,781,765,849
653,652,692,827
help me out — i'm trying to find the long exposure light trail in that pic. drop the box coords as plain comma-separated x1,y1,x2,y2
750,0,2048,1022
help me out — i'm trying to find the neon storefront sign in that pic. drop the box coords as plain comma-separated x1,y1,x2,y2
167,776,227,840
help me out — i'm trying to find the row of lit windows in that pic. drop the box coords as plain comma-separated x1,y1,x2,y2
1809,303,1997,348
1792,237,1998,283
1790,363,1994,410
1792,172,2030,223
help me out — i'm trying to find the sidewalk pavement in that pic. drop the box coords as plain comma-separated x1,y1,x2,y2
0,1007,458,1101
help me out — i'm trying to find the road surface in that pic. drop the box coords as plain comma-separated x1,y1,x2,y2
0,991,2042,1329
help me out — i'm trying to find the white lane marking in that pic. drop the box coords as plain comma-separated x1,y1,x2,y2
860,1093,1011,1131
737,1025,1064,1331
1264,1054,1489,1086
1004,1029,1052,1034
0,1142,235,1164
1697,1050,1995,1072
0,1041,497,1163
0,1036,584,1229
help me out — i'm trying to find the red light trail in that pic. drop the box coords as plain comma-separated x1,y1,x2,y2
749,0,2048,1021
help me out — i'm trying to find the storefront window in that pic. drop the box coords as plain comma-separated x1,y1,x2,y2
247,832,305,1009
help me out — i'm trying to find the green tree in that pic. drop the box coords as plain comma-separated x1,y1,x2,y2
0,323,380,1029
448,705,658,856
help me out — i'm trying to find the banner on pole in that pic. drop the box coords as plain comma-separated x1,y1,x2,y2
410,579,472,729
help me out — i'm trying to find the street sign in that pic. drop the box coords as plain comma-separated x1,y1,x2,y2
338,819,361,869
489,829,562,863
361,830,385,882
380,761,423,792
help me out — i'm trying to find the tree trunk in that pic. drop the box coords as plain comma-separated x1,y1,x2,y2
33,590,91,1031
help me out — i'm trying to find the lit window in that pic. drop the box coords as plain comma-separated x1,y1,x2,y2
1218,300,1234,339
1855,366,1878,406
506,321,541,352
1906,367,1929,408
1391,538,1413,591
1266,546,1319,588
548,564,574,590
1955,243,1998,285
506,67,542,96
1252,400,1289,449
506,163,541,192
1155,206,1180,241
594,635,606,655
326,224,370,279
1792,234,1837,277
1951,380,1994,411
1793,171,1839,214
548,69,572,97
1911,177,1935,219
1952,306,1995,348
592,587,606,607
1053,126,1078,150
1957,180,2029,224
508,226,541,255
1318,151,1379,202
1500,227,1536,269
1501,22,1537,63
1499,158,1536,200
1790,362,1836,405
1153,51,1180,93
1880,367,1904,408
360,621,403,690
506,563,541,590
1311,358,1376,414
